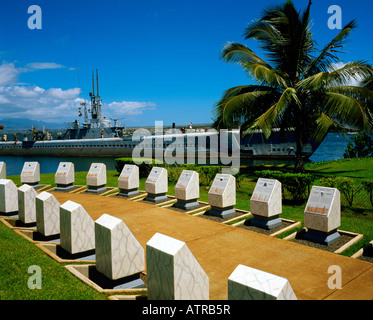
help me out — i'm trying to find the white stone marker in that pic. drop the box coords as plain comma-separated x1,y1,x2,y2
0,179,18,215
303,186,341,245
174,170,200,210
0,162,6,179
18,184,38,224
145,167,168,202
36,192,60,236
207,173,236,218
95,214,145,280
60,201,95,254
146,233,209,300
118,164,139,197
55,162,75,191
250,178,282,229
86,163,107,193
228,264,297,300
21,162,40,187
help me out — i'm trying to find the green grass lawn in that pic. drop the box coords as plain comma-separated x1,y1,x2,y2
0,221,108,300
1,157,372,299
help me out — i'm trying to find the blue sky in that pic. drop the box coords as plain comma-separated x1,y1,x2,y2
0,0,372,128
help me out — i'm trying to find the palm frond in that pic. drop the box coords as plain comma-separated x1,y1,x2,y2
323,91,372,130
305,20,357,75
243,87,300,137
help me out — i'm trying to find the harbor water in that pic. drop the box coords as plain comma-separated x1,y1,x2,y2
0,132,356,176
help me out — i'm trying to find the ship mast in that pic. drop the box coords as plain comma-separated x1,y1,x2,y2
96,69,102,120
89,69,102,120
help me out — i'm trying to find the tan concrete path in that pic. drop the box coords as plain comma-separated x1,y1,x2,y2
52,192,373,300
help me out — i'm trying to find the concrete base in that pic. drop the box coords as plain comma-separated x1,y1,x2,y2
14,228,60,243
0,211,18,218
173,199,200,211
55,184,75,192
250,215,282,230
206,206,236,219
118,188,139,198
37,243,96,263
65,264,146,293
144,193,168,203
304,228,341,246
86,185,107,194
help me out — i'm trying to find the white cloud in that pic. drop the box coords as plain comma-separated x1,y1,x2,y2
0,84,82,122
0,62,20,86
106,101,157,116
26,62,65,70
0,61,157,124
45,88,81,100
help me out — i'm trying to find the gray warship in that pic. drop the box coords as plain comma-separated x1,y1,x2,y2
0,71,320,160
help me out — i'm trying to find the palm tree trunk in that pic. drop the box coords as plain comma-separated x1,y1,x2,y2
294,109,304,173
294,135,304,172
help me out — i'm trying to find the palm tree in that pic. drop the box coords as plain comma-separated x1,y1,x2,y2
361,74,373,91
213,0,373,172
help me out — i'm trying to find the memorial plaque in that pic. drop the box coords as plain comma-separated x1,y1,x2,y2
305,187,336,216
228,264,297,300
207,174,236,218
60,201,95,254
145,167,168,202
118,164,139,196
0,179,18,215
36,192,60,237
86,163,107,192
0,162,6,179
95,214,145,280
146,233,209,300
55,162,75,190
21,162,40,186
250,178,282,229
174,170,199,210
304,186,341,245
18,184,38,224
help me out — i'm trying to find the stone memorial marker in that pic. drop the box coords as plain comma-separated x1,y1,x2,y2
36,192,60,236
228,264,297,300
86,163,107,193
174,170,199,210
207,173,236,218
146,233,209,300
0,179,18,215
60,201,95,254
18,184,38,224
0,162,6,179
55,162,75,191
250,178,282,229
21,162,40,187
118,164,139,197
145,167,168,203
95,214,145,280
303,186,341,245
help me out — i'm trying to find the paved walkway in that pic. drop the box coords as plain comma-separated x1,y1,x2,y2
52,192,373,300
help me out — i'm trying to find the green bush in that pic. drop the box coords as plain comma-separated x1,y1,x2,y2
255,170,315,202
344,132,373,158
320,176,363,206
199,166,221,186
115,157,162,178
361,180,373,208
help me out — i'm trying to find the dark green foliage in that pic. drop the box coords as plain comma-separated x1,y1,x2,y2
319,176,363,206
362,180,373,207
344,132,373,158
256,170,315,201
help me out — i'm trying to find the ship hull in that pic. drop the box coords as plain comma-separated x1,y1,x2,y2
0,130,320,160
